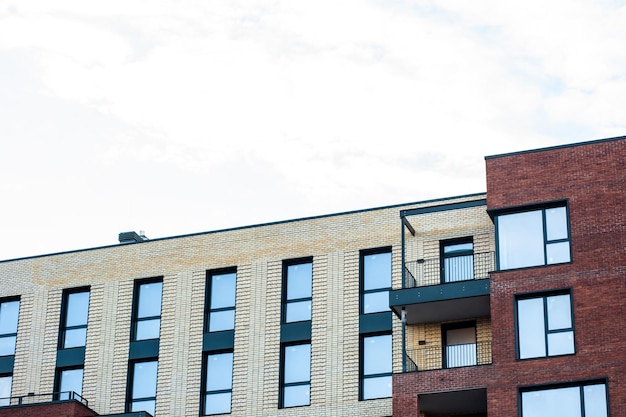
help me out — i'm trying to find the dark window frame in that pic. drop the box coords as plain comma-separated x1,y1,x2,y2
360,247,392,315
200,349,234,415
514,289,575,360
442,320,477,368
281,258,313,324
0,297,20,358
440,237,474,283
0,373,13,406
131,277,163,342
204,268,237,334
58,287,90,350
359,332,392,401
518,378,609,417
279,341,311,409
494,200,572,271
53,365,84,401
126,358,159,414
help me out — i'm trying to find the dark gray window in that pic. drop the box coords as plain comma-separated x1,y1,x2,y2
521,382,607,417
283,261,312,323
517,292,574,359
0,300,20,357
203,351,233,415
361,249,391,314
497,205,570,270
441,239,474,282
0,375,12,406
60,289,90,349
206,271,237,333
57,367,84,400
361,333,392,400
133,280,163,341
280,343,311,408
129,360,158,415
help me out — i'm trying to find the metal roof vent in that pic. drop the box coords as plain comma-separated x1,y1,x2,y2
118,231,148,244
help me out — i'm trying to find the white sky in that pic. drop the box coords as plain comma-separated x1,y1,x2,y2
1,0,625,260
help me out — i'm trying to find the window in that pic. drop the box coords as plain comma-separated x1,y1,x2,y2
443,322,476,368
361,333,392,400
56,367,84,400
132,280,163,341
205,270,237,333
60,289,90,349
283,260,312,323
520,381,608,417
441,239,474,282
0,375,12,406
361,249,391,314
128,360,158,415
203,351,233,415
496,204,570,270
516,292,574,359
0,299,20,357
280,343,311,408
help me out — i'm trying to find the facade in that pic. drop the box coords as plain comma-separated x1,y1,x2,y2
0,136,624,417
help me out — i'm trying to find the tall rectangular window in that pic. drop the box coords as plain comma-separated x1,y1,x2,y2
60,289,90,349
56,367,84,400
132,280,163,341
128,360,158,415
0,299,20,357
205,270,237,333
441,239,474,283
521,381,608,417
361,333,392,400
496,204,570,270
283,260,312,323
280,343,311,408
361,249,391,314
516,291,575,359
203,351,233,415
0,375,12,406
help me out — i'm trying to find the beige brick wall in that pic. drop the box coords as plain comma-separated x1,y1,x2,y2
0,193,488,416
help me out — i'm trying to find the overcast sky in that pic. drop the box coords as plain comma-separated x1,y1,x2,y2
1,0,625,260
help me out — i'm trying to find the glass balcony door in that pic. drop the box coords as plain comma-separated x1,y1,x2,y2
444,324,477,368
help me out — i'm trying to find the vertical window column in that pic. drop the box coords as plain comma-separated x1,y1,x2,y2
283,261,312,323
203,351,234,415
361,250,391,314
0,298,21,406
133,280,163,341
361,334,392,400
280,343,311,408
129,360,158,415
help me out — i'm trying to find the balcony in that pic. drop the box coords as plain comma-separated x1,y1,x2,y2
403,251,494,289
404,341,492,372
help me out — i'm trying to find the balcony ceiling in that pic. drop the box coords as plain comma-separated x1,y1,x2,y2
419,388,487,415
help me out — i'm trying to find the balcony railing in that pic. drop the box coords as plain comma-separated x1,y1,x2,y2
404,341,492,372
403,252,495,288
0,391,88,407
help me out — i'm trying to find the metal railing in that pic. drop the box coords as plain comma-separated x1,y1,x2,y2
403,252,495,288
404,341,492,372
0,391,88,407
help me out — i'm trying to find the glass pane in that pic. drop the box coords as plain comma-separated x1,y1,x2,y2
286,300,311,323
0,376,12,406
443,242,473,253
209,310,235,332
66,292,90,327
132,361,158,399
283,384,310,407
363,375,392,399
205,392,232,415
546,207,568,241
444,255,474,282
517,298,546,359
521,386,581,417
286,263,312,300
59,368,83,400
363,334,392,375
284,344,311,384
547,331,575,356
546,241,571,264
0,336,16,356
137,282,163,319
584,384,608,417
136,319,160,340
64,328,87,349
547,295,572,330
210,273,236,309
206,352,233,391
498,211,544,270
0,301,20,334
131,399,156,416
363,291,389,314
363,252,391,291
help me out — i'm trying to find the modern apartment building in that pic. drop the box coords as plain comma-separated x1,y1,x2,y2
0,136,623,417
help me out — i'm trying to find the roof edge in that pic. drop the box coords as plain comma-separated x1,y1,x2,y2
485,135,626,160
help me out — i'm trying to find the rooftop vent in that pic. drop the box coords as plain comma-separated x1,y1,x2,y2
118,231,148,244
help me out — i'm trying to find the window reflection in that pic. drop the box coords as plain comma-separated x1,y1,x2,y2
362,250,391,314
362,334,392,399
281,343,311,408
284,261,313,323
521,383,607,417
207,271,237,333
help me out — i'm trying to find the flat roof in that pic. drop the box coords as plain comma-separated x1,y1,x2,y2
485,135,625,160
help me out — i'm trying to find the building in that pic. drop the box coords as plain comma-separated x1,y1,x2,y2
0,136,624,417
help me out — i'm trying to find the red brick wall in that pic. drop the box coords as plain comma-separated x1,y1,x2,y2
0,401,98,417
